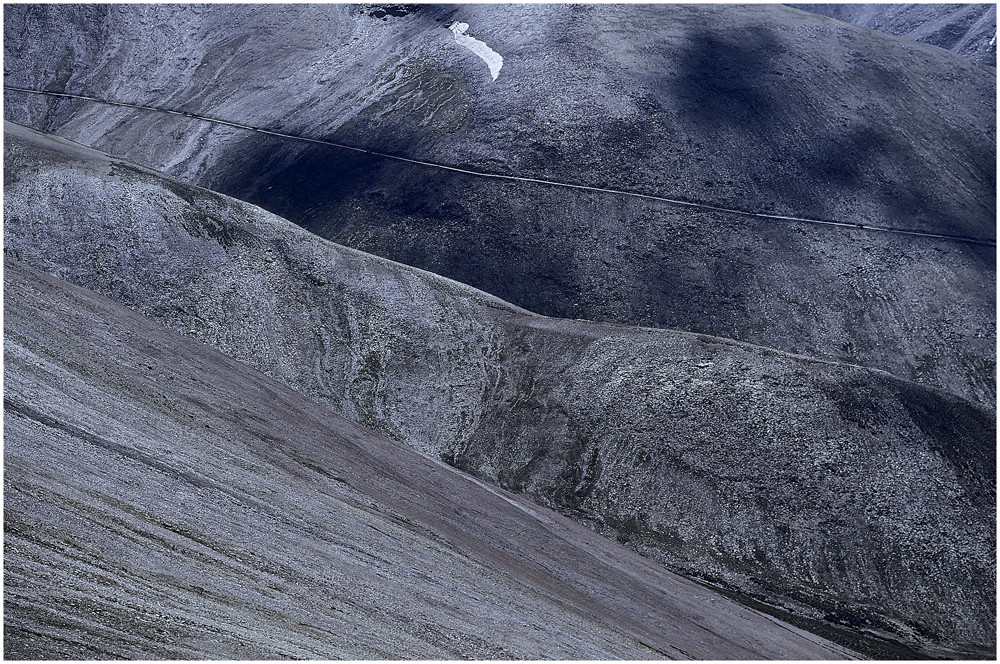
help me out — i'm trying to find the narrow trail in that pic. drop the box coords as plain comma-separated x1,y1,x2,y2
6,85,995,248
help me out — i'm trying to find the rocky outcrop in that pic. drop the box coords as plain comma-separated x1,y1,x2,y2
5,123,994,657
4,3,995,404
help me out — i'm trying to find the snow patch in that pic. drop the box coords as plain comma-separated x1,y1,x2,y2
448,21,503,81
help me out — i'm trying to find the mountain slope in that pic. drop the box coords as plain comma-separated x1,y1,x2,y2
6,257,865,659
3,2,995,404
790,3,997,67
5,123,995,658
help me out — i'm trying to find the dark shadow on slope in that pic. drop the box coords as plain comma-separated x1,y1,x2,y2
800,125,882,190
211,135,586,319
671,27,792,131
212,135,386,228
665,26,996,239
892,377,997,504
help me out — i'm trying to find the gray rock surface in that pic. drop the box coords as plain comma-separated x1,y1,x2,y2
4,3,995,405
5,123,995,658
6,258,864,660
790,4,997,67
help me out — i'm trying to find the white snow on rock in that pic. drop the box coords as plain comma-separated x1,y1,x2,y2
448,21,503,81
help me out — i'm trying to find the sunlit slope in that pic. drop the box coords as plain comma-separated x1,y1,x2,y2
5,123,994,658
4,3,995,404
790,3,996,66
6,258,866,660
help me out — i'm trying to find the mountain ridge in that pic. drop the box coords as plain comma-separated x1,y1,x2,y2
788,3,997,67
5,122,994,658
7,257,863,660
5,2,994,404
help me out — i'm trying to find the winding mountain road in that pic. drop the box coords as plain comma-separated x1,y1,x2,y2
6,85,995,248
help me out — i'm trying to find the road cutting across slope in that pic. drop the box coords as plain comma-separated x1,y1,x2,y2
5,85,995,248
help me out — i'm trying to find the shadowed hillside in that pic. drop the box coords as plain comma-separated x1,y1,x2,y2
3,3,995,404
5,123,995,658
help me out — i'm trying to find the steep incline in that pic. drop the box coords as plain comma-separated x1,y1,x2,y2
790,3,997,67
5,124,995,658
6,258,863,660
4,3,995,404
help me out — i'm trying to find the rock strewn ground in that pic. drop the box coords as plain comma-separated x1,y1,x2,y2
4,3,995,405
7,258,864,660
4,124,995,657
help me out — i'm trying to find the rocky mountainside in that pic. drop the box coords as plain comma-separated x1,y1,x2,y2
4,3,995,405
5,123,995,658
790,3,997,67
7,258,864,660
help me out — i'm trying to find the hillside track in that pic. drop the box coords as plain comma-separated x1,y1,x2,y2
6,85,995,248
5,124,995,658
